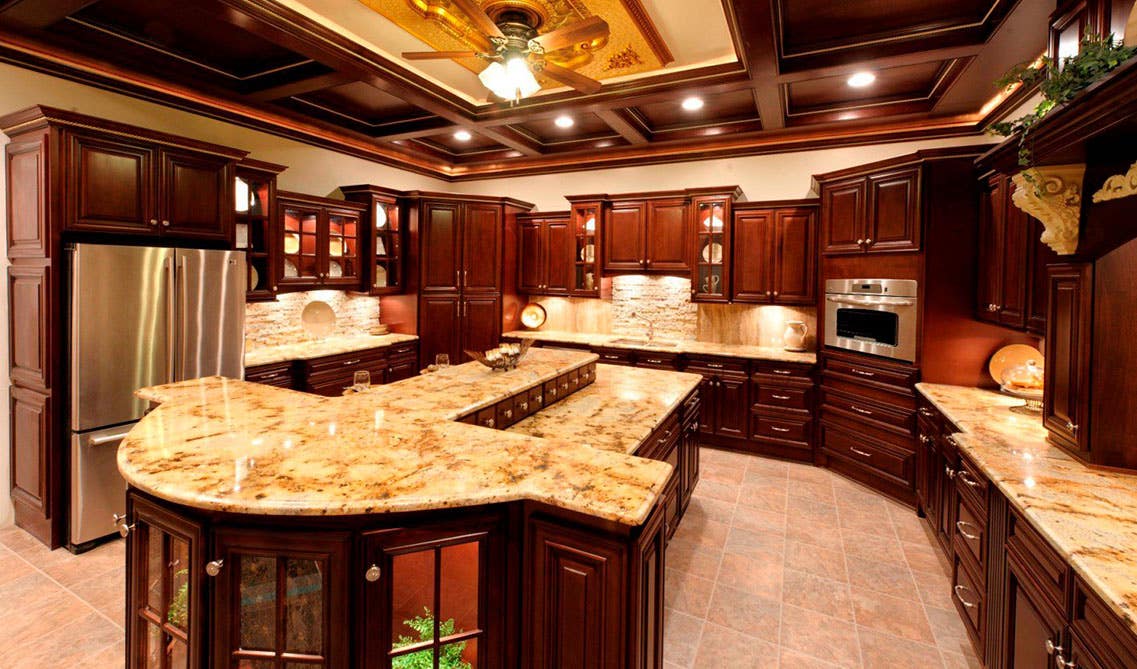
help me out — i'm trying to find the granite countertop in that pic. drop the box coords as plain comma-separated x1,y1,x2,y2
120,349,699,526
508,364,703,455
916,382,1137,635
503,329,817,364
244,333,419,367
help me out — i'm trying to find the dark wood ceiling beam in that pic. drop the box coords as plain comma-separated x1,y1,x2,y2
478,125,544,156
595,109,651,144
246,72,355,102
728,0,784,129
0,0,99,28
775,44,984,84
371,116,459,141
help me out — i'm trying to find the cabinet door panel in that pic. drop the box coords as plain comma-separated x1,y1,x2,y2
1003,559,1064,669
645,199,689,272
604,203,646,271
518,222,544,293
9,386,51,523
462,295,501,359
999,182,1031,328
323,208,363,288
420,294,461,366
1027,217,1057,334
1043,263,1092,453
68,132,154,234
463,203,502,292
421,202,461,292
545,220,574,294
821,179,865,255
731,210,772,302
867,168,920,252
159,149,231,240
716,374,749,439
772,208,816,305
977,176,1006,323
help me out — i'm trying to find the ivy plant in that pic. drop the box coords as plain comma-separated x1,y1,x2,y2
391,608,473,669
989,33,1136,176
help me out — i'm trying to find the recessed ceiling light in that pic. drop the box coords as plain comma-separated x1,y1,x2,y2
554,115,575,128
453,129,472,141
681,96,704,111
847,71,876,88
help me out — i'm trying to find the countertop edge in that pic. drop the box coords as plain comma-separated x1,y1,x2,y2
503,329,817,364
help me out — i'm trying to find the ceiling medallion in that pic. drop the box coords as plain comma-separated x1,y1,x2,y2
1092,160,1137,203
1011,165,1086,255
604,45,643,71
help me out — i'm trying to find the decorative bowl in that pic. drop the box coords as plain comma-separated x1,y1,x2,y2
466,340,533,371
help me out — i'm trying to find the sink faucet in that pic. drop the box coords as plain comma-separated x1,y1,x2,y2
630,311,655,342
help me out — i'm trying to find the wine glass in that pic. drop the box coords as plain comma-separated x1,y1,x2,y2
435,354,450,369
353,370,371,390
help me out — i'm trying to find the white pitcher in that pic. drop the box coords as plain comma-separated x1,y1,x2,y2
783,321,808,352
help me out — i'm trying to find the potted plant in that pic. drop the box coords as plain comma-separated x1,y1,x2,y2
392,608,473,669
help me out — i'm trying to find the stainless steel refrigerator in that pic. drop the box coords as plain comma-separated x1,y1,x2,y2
68,243,245,547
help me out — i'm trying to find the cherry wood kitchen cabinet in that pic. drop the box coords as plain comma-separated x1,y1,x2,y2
245,341,420,394
599,192,691,273
817,166,920,255
732,201,817,305
644,198,690,272
1044,263,1093,456
66,127,239,242
518,212,572,296
603,200,646,271
1,106,249,548
567,202,603,297
687,356,749,442
276,192,367,291
750,360,815,461
977,173,1030,329
341,185,406,296
690,191,740,303
235,159,286,301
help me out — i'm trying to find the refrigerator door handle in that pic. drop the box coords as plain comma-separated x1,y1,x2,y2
174,255,187,382
89,430,133,446
165,256,177,384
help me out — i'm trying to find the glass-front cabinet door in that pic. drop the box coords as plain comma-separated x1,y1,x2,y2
324,208,361,288
692,196,730,302
373,201,400,294
363,515,505,669
127,494,203,669
212,529,350,669
279,202,321,287
570,203,601,297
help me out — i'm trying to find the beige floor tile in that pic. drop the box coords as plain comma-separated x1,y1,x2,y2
672,516,732,551
746,457,790,478
73,641,126,669
693,622,778,669
683,496,736,525
780,647,848,669
902,540,952,577
0,550,36,588
701,461,747,486
717,552,784,600
785,517,845,551
667,537,724,581
941,648,983,669
780,604,863,668
2,611,122,668
841,528,906,564
724,526,786,559
787,463,835,485
850,586,936,644
664,608,705,667
845,554,921,601
912,565,955,607
785,539,849,582
38,540,124,589
857,627,944,669
701,447,752,469
705,583,781,643
738,481,789,513
693,479,741,504
787,478,837,503
666,569,716,618
783,569,855,621
732,507,787,535
925,605,977,656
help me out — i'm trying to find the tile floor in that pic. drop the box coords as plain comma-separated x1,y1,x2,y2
0,447,980,668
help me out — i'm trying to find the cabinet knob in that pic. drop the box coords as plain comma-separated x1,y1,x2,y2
149,219,158,227
503,409,513,419
365,564,382,582
856,239,864,245
864,238,872,245
161,220,170,227
772,291,779,297
944,466,956,479
483,418,495,428
112,513,134,538
1066,421,1078,433
205,559,224,577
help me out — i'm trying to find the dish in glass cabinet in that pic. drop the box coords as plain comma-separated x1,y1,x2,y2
375,206,387,229
249,265,259,291
301,300,336,338
520,303,547,329
580,243,596,262
283,233,301,255
375,237,386,256
234,178,249,213
374,265,388,288
701,242,723,263
329,239,344,257
584,215,596,233
328,260,344,278
283,258,299,278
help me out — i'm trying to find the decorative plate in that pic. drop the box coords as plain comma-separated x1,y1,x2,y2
301,300,336,338
374,265,388,288
283,233,301,255
988,344,1044,387
249,265,259,291
283,258,299,278
701,242,723,264
520,303,547,329
329,239,344,257
580,243,596,263
375,206,387,229
328,260,344,278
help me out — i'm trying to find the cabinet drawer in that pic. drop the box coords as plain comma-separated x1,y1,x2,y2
514,393,535,420
245,362,294,388
820,422,913,486
821,387,915,436
955,451,988,510
593,347,634,365
751,411,812,443
687,355,748,375
822,354,917,392
385,359,417,384
752,361,813,382
578,363,596,385
753,384,811,412
951,552,985,650
1071,577,1137,669
496,400,520,429
636,352,680,370
641,414,680,460
387,342,418,358
954,494,986,572
305,348,386,376
475,406,497,429
529,385,546,413
1006,508,1070,616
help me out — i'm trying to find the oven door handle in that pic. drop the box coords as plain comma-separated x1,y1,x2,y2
826,296,915,307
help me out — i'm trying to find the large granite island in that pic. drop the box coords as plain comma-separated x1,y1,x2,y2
117,349,701,669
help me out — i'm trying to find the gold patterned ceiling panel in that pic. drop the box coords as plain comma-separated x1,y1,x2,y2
357,0,672,83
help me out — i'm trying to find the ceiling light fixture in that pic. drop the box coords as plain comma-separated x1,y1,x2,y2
847,71,876,88
478,56,541,102
453,129,473,141
681,96,705,111
554,115,575,128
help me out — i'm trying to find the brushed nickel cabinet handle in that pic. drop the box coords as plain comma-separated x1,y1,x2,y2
850,368,875,378
771,393,791,400
850,405,874,416
206,560,224,577
365,564,381,582
850,446,873,458
112,513,134,538
919,435,932,444
956,521,981,541
919,407,934,417
1066,421,1078,433
706,363,724,369
645,358,663,364
953,585,977,608
945,466,956,479
856,239,864,245
534,395,543,405
771,369,792,375
149,218,158,226
161,220,170,227
770,426,791,433
865,238,872,245
342,359,362,366
1046,639,1061,656
957,470,980,488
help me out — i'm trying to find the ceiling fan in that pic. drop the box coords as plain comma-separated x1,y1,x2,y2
401,0,609,101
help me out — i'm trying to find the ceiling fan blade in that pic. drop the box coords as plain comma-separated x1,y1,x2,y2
531,16,609,52
449,0,505,39
540,61,602,94
402,51,481,60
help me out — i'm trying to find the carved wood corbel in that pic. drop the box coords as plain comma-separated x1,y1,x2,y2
1092,161,1137,203
1011,165,1086,255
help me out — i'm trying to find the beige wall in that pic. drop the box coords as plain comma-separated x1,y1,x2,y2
0,61,997,529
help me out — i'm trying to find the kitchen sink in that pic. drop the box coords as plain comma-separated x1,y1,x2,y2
608,337,680,348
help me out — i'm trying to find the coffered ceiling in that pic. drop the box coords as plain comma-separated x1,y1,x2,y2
0,0,1053,180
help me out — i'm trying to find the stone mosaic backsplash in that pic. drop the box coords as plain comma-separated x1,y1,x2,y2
245,290,381,349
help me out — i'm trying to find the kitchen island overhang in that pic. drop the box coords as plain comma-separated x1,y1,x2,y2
118,349,701,669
